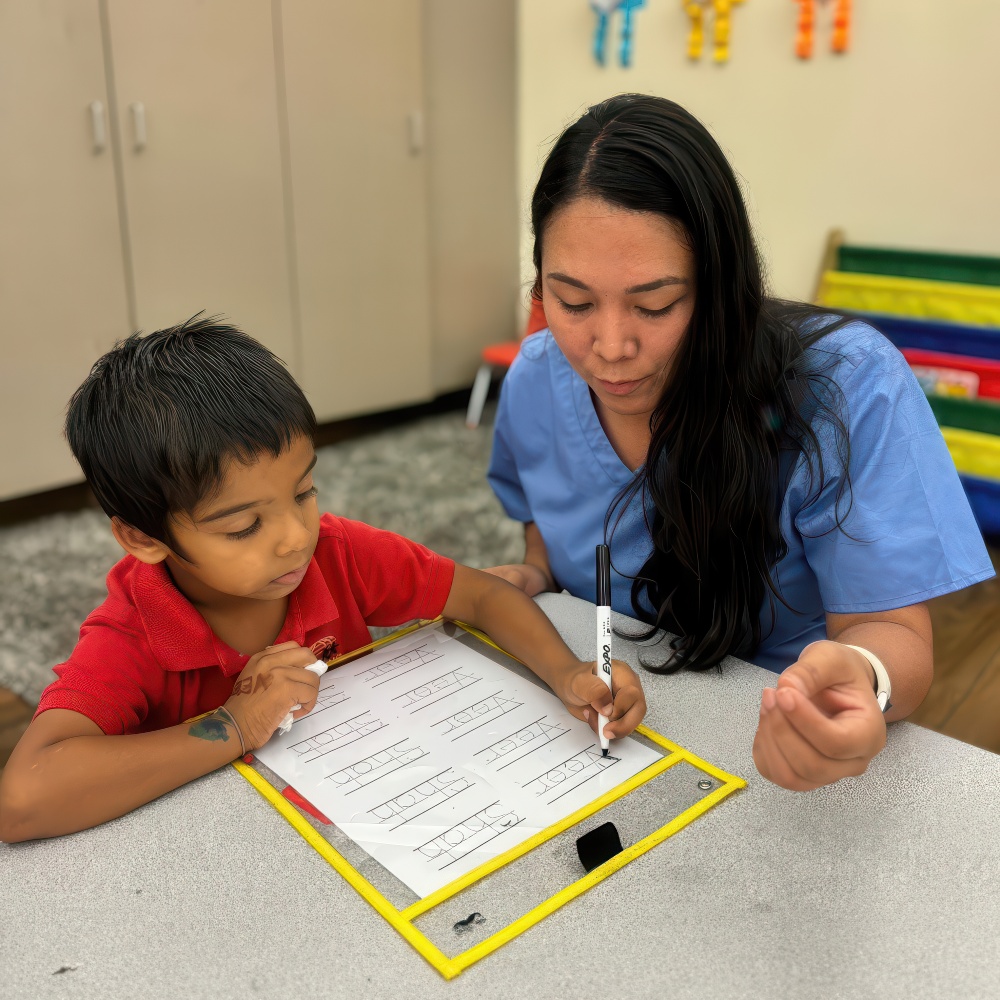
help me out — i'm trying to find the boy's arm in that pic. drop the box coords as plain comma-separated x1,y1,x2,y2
0,708,242,842
0,643,321,843
442,564,646,739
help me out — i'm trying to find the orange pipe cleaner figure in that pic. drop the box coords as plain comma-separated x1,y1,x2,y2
793,0,815,59
794,0,851,60
831,0,850,53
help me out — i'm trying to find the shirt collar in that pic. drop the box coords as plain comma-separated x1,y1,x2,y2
129,557,339,676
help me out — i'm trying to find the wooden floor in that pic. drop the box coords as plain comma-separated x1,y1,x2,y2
1,545,997,774
910,544,1000,753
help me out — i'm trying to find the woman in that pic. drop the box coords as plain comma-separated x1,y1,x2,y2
486,94,994,791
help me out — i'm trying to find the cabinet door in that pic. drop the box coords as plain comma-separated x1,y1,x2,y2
0,0,131,499
279,0,433,421
105,0,297,368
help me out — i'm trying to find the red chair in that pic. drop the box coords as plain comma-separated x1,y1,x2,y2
465,298,548,428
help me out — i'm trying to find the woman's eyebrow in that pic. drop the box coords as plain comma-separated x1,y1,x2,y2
625,276,687,293
547,272,591,291
546,272,687,294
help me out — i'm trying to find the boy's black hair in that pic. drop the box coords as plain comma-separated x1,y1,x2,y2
66,314,317,543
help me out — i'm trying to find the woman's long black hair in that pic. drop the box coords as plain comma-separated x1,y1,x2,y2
531,95,850,670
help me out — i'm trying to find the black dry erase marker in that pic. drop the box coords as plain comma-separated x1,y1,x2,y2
595,544,613,756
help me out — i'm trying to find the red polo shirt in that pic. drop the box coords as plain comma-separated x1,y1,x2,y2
34,514,455,735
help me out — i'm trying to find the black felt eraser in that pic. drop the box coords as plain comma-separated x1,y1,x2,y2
576,821,624,873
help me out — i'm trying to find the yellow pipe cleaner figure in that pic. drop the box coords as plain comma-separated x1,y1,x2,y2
683,0,746,64
682,0,705,60
794,0,851,60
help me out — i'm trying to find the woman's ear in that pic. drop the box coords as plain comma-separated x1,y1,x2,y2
110,517,171,565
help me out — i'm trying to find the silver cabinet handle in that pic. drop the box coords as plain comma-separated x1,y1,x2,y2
129,101,147,152
89,100,107,153
408,110,424,155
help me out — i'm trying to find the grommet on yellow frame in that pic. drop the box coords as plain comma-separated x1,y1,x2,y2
232,621,746,979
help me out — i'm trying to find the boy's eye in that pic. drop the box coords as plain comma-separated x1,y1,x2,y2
227,519,261,541
295,486,318,504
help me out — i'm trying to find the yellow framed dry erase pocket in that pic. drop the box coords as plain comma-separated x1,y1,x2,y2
233,619,745,979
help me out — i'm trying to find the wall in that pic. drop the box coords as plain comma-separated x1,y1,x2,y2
518,0,1000,302
424,0,521,392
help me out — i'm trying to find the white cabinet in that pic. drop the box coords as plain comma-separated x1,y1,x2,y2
279,1,433,421
0,1,517,502
0,0,131,499
105,0,296,365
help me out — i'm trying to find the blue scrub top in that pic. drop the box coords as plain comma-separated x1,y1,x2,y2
487,324,995,673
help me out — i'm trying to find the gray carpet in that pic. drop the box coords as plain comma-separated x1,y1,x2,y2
0,406,523,705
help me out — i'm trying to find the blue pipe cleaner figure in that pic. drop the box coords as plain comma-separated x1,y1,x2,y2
591,0,646,67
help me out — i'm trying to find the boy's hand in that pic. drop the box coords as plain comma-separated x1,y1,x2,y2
556,658,647,741
753,641,887,791
444,564,646,743
223,641,323,752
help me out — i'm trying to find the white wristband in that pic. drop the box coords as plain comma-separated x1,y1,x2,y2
842,644,892,713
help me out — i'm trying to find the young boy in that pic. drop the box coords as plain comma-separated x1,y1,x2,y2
0,318,646,843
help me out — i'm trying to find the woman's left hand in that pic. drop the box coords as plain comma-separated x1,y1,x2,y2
753,640,887,791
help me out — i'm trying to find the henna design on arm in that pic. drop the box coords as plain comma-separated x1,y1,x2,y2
231,674,273,696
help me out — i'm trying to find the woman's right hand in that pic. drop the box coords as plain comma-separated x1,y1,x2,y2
483,522,556,598
482,563,553,597
222,641,322,751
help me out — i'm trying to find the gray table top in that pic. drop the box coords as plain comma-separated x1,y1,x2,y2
2,592,999,1000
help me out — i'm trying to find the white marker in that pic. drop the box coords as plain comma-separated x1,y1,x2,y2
277,660,328,735
595,544,613,756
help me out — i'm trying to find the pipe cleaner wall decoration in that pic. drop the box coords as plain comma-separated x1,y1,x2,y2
793,0,851,59
591,0,647,67
682,0,747,64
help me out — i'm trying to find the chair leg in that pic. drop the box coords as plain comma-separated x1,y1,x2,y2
465,363,493,429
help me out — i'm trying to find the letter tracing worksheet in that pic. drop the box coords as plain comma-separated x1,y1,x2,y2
254,624,662,898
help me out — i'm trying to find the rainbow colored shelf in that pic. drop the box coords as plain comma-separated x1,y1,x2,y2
816,236,1000,536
